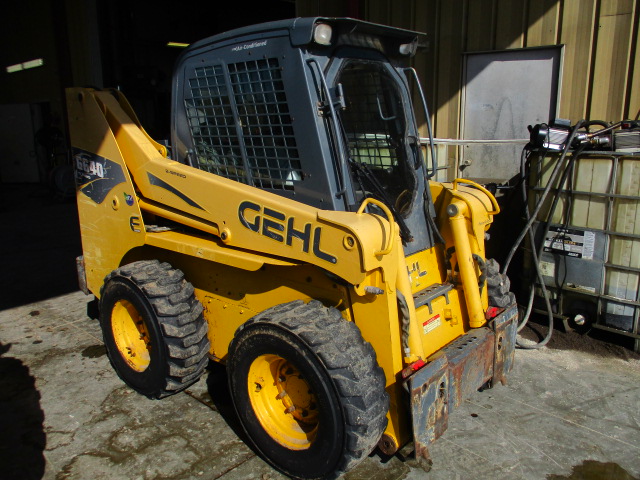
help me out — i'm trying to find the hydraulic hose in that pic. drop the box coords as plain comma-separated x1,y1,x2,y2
518,147,538,331
501,120,584,276
515,151,556,349
517,146,583,347
503,120,584,349
527,146,585,301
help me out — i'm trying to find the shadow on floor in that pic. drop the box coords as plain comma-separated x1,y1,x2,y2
205,361,251,445
0,342,46,480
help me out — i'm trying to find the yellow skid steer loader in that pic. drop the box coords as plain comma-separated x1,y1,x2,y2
68,17,517,479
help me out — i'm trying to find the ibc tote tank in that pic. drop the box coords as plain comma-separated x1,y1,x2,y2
527,151,640,350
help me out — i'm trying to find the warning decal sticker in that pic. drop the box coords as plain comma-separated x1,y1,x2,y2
423,314,441,334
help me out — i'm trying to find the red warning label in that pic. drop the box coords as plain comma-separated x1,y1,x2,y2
423,314,441,334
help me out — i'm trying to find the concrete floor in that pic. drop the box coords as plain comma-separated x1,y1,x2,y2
1,186,639,480
1,291,639,480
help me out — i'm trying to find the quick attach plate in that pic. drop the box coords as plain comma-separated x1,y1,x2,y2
407,303,518,460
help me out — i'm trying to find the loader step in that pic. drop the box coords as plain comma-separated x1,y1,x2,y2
413,283,453,313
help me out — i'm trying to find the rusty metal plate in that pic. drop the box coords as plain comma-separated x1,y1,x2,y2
492,303,518,385
408,304,518,459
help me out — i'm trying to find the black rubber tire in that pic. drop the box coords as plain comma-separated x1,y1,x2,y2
99,260,210,399
486,259,516,308
227,300,388,480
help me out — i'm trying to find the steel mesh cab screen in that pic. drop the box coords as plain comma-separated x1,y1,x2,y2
185,58,302,190
186,65,246,183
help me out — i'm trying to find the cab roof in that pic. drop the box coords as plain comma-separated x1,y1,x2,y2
184,17,422,54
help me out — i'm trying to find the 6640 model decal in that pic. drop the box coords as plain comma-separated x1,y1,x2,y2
73,148,125,204
75,154,104,178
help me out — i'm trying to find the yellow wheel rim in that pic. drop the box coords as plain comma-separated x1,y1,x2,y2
248,354,319,450
111,299,151,372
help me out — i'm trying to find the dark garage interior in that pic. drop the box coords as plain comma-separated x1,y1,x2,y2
0,0,297,310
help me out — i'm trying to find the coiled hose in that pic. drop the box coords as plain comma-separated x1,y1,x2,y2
501,120,584,348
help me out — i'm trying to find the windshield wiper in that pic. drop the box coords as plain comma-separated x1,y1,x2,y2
350,160,413,243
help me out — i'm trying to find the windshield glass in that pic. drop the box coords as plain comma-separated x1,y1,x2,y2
337,60,417,217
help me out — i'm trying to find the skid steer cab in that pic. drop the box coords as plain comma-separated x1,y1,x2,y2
69,17,517,480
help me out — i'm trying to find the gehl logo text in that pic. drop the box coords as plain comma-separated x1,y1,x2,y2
238,201,337,264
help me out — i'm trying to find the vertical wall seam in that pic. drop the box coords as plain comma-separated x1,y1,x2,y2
491,0,498,50
623,0,639,119
523,0,531,47
522,0,530,48
459,0,469,143
585,0,601,120
433,0,442,137
555,0,563,45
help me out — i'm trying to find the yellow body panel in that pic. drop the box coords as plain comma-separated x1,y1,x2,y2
84,89,396,288
145,230,297,271
405,248,470,358
67,90,147,294
120,247,351,362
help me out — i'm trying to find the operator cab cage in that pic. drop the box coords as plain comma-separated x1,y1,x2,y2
171,17,427,226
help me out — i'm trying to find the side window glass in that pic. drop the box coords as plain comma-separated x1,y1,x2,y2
338,61,416,216
339,62,404,169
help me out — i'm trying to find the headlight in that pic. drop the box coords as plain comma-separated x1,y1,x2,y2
313,23,333,46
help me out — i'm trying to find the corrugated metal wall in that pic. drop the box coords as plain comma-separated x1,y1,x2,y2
296,0,639,170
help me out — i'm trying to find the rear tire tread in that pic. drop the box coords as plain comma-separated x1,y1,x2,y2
101,260,210,398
